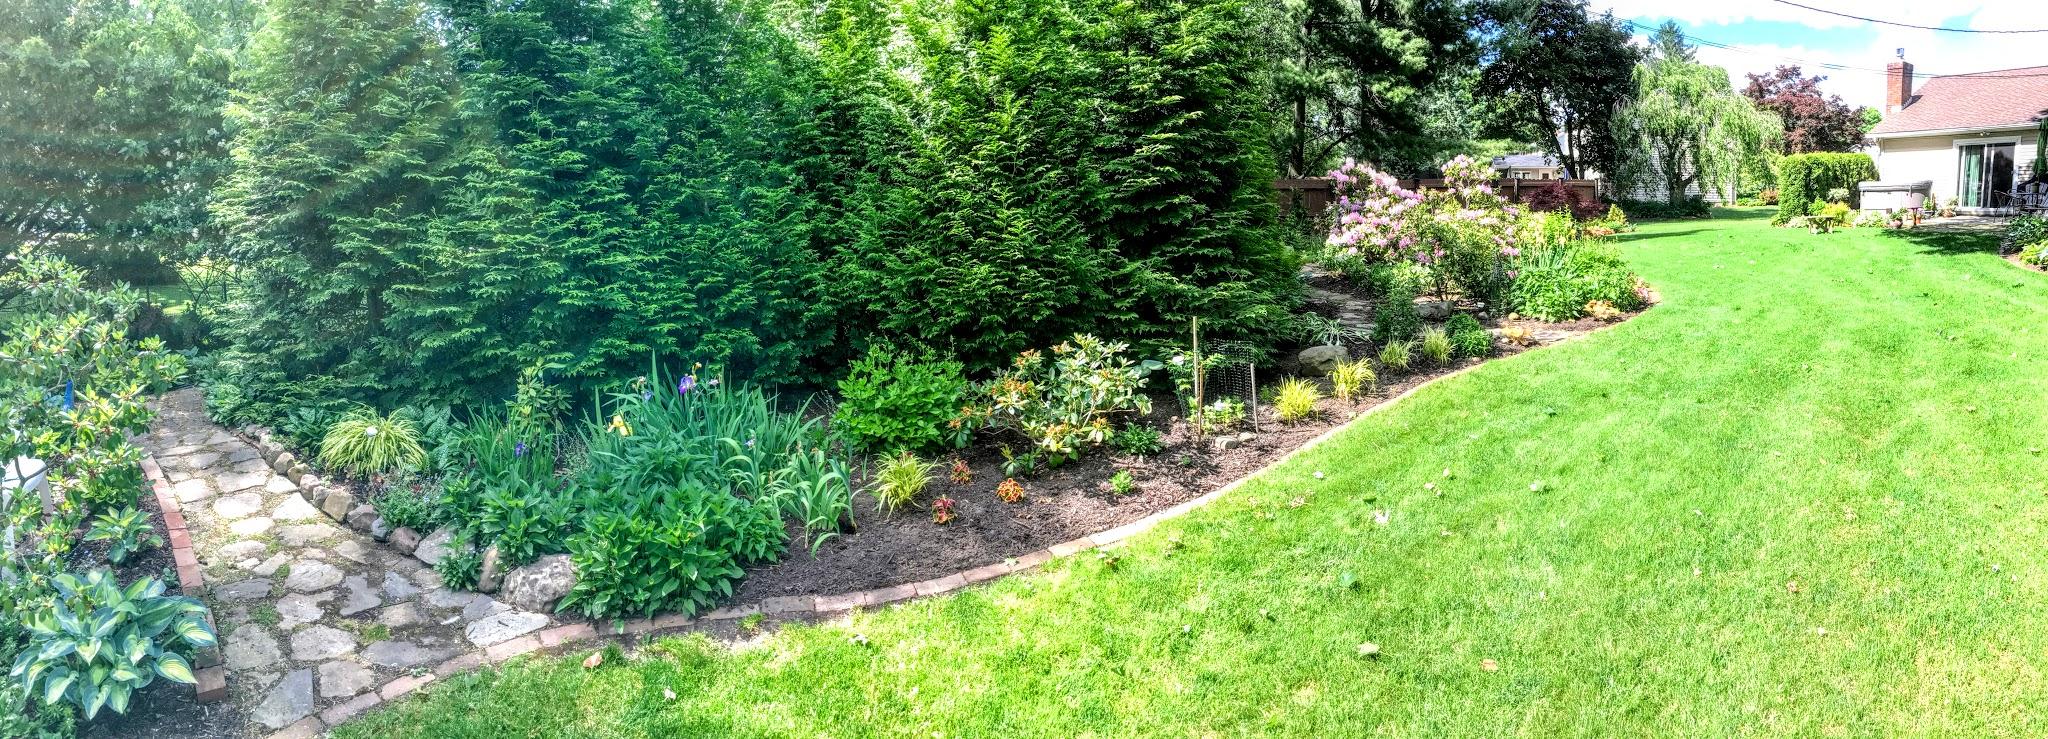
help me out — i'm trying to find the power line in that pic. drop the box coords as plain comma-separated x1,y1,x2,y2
1768,0,2048,34
1623,21,2048,80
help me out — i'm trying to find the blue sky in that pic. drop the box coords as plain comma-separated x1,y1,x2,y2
1590,0,2043,110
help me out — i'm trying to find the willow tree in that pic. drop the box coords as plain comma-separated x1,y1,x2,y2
1614,53,1781,204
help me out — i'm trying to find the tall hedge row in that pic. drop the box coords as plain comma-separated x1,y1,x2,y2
1773,152,1878,223
206,0,1296,421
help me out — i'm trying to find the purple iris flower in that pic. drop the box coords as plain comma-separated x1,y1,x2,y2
641,390,653,401
514,442,527,458
744,437,755,449
677,375,697,394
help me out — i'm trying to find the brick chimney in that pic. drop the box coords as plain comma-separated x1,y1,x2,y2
1886,60,1915,114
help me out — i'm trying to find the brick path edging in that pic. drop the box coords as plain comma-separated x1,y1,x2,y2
139,456,229,704
274,321,1630,737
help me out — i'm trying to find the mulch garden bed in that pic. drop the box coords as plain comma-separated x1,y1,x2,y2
731,302,1638,603
57,485,246,739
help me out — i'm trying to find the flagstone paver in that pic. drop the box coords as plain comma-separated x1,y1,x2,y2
140,388,566,739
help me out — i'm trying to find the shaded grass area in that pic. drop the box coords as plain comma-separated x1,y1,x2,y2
336,212,2048,737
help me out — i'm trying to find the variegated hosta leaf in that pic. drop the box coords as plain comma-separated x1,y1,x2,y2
76,638,102,664
106,681,133,715
109,663,140,683
82,682,108,721
175,618,217,647
153,653,195,684
42,669,74,706
37,639,76,663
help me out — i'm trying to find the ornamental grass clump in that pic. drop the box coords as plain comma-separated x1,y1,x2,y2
873,452,937,515
1329,360,1375,401
1274,378,1322,423
1419,327,1453,365
319,410,426,476
1378,340,1412,371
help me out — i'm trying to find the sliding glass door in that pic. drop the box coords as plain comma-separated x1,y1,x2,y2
1959,143,2016,209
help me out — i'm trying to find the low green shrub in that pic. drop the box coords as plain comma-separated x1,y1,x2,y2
965,335,1159,475
833,348,969,454
9,570,214,720
1371,284,1422,344
83,507,161,565
1108,469,1137,496
1616,197,1709,220
1111,425,1164,456
318,410,427,477
371,484,442,533
1446,314,1492,357
557,491,784,620
2001,214,2048,257
434,542,483,591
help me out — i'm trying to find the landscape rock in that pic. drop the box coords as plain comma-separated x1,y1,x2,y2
345,504,378,530
218,540,268,562
389,527,422,554
224,625,283,672
319,489,356,522
214,579,274,603
462,596,510,620
412,527,458,567
317,660,375,699
338,575,382,616
211,492,265,520
1416,299,1454,320
361,640,455,669
272,451,297,476
272,494,320,521
382,571,422,602
289,625,357,661
309,485,329,507
465,611,548,647
284,560,344,592
228,517,275,537
288,462,310,480
278,524,335,547
476,545,503,593
297,473,319,490
502,554,577,613
369,516,393,541
1296,345,1348,376
275,591,331,630
252,553,291,577
378,602,425,630
264,476,298,495
251,668,314,730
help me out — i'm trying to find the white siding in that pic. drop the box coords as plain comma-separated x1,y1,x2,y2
1875,127,2040,208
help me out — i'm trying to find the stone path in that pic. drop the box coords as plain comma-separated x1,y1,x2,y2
142,389,566,737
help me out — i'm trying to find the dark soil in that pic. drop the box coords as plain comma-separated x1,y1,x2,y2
730,307,1635,602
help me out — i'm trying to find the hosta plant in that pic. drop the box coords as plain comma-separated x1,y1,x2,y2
9,570,214,720
83,507,161,565
318,409,427,476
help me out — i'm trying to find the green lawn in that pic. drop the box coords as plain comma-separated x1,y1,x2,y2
336,209,2048,737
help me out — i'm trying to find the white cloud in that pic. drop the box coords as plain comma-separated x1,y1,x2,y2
1597,0,2045,112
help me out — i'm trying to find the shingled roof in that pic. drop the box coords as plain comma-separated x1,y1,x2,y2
1869,65,2048,136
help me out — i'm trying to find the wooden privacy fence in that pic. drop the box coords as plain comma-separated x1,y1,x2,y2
1274,177,1602,221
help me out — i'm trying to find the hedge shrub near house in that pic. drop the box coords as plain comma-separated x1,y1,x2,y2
1774,153,1878,224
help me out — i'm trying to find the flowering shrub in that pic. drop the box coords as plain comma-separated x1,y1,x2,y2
1326,157,1522,306
1521,180,1603,221
963,335,1159,475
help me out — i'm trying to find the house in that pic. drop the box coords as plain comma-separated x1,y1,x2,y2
1868,60,2047,215
1491,153,1565,180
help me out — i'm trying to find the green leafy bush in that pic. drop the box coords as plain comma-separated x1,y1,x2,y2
1508,240,1647,322
1191,398,1247,433
371,486,441,533
9,570,214,720
965,335,1160,475
1446,314,1492,358
318,410,427,477
1371,284,1422,344
557,491,785,620
1274,378,1321,423
833,349,968,454
1108,469,1137,496
1615,197,1709,220
435,544,483,592
2001,214,2048,258
1773,153,1877,223
872,452,937,515
1111,425,1164,456
83,507,161,565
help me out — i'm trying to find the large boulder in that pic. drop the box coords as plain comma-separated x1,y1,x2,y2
1296,345,1348,377
502,554,576,613
1416,300,1454,320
